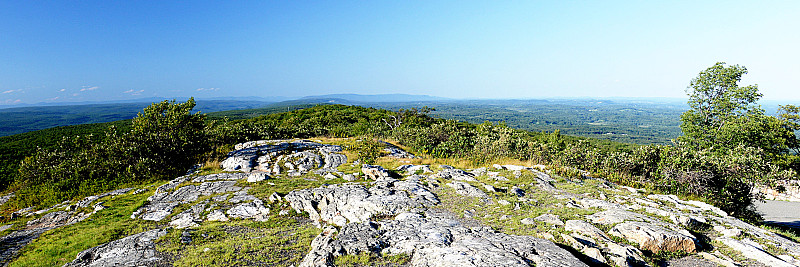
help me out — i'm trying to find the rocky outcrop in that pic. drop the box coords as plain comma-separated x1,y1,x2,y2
63,228,168,267
285,178,438,227
131,175,244,222
300,210,588,267
8,139,800,267
1,188,137,266
220,140,346,176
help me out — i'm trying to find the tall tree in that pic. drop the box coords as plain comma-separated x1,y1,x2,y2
678,62,795,158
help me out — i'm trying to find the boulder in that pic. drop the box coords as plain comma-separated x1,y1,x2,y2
587,209,655,225
246,172,270,183
564,220,610,240
609,221,697,253
362,164,390,180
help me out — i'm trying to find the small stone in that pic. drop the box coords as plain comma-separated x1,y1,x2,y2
343,174,357,181
497,200,511,206
721,228,742,237
534,214,564,226
93,202,106,212
520,218,536,225
247,172,270,183
206,210,229,222
484,184,497,192
203,248,211,252
268,192,282,203
323,173,338,180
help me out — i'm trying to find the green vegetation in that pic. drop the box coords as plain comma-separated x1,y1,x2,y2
0,120,132,191
333,252,410,267
9,187,156,267
164,218,319,267
9,99,209,209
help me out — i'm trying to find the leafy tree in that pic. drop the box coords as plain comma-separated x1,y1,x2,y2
125,98,208,180
678,62,796,159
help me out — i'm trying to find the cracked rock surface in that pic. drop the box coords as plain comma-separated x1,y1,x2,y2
299,209,587,267
63,229,168,267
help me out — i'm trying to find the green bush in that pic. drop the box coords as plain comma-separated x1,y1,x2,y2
10,99,208,209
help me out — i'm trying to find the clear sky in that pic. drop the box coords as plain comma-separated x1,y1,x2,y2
1,1,798,105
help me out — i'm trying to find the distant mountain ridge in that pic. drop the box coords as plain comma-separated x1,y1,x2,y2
300,93,451,102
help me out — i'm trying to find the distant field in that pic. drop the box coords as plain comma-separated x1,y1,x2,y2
214,98,688,145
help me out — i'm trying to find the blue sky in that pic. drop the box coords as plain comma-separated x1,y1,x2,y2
1,1,798,105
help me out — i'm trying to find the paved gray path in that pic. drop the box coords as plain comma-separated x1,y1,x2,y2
756,200,800,228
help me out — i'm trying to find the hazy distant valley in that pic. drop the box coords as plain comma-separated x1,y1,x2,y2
0,95,694,145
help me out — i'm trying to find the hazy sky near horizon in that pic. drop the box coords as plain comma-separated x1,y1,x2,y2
1,1,799,105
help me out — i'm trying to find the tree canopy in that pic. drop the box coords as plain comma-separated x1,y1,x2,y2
678,62,797,160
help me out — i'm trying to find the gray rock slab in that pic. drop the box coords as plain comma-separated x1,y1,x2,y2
718,237,796,267
446,181,488,198
285,180,438,227
433,169,477,182
534,214,564,226
587,209,656,225
63,228,168,267
301,210,588,267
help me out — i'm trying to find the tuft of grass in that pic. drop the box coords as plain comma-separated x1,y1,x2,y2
10,188,157,267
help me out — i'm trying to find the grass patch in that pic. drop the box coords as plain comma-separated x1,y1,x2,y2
760,223,800,243
164,217,319,267
333,252,410,267
9,189,157,267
